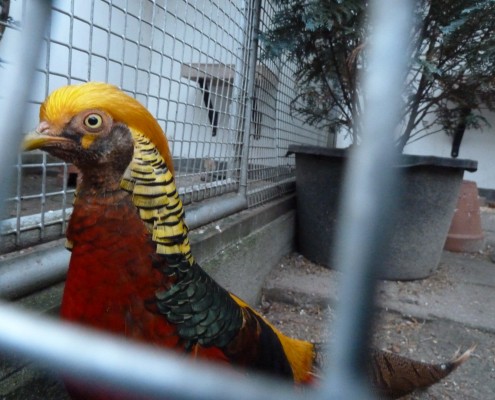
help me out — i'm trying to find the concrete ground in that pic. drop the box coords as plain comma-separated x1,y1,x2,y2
261,208,495,399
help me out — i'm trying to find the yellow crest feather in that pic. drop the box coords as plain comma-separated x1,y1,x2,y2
39,82,174,174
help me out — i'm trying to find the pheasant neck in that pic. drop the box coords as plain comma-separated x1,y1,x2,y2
76,167,125,198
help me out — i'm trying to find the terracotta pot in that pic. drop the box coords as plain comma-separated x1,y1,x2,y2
444,180,484,253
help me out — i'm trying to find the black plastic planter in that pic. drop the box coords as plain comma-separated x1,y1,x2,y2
288,144,478,280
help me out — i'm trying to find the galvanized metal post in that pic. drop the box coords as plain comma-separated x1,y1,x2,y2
238,0,262,197
226,0,249,183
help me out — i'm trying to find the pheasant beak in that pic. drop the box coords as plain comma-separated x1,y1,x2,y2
22,121,71,151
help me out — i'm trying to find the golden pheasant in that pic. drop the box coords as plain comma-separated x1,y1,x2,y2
22,82,472,399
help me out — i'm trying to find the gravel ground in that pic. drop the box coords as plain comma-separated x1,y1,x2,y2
261,253,495,400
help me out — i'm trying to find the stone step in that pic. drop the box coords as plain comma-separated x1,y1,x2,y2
262,251,495,334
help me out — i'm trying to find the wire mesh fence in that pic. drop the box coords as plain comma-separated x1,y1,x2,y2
0,0,326,254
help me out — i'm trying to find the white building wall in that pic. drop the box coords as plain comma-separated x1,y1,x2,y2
334,108,495,190
403,111,495,190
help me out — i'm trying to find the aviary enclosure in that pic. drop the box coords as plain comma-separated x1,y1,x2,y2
0,1,459,399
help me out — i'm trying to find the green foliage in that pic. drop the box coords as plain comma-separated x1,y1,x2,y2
262,0,495,150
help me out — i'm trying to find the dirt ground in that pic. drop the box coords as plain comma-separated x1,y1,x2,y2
261,253,495,400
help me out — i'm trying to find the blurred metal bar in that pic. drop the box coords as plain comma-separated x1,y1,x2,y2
0,299,306,400
0,0,52,219
0,0,57,291
324,0,414,398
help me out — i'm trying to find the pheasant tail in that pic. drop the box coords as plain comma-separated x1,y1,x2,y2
369,346,475,399
313,343,474,399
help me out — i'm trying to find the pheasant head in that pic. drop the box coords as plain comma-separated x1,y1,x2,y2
22,82,174,175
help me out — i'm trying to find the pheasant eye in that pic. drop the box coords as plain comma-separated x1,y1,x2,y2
84,114,103,129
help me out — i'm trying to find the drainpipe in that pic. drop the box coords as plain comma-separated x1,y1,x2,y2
0,241,69,300
184,194,247,231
